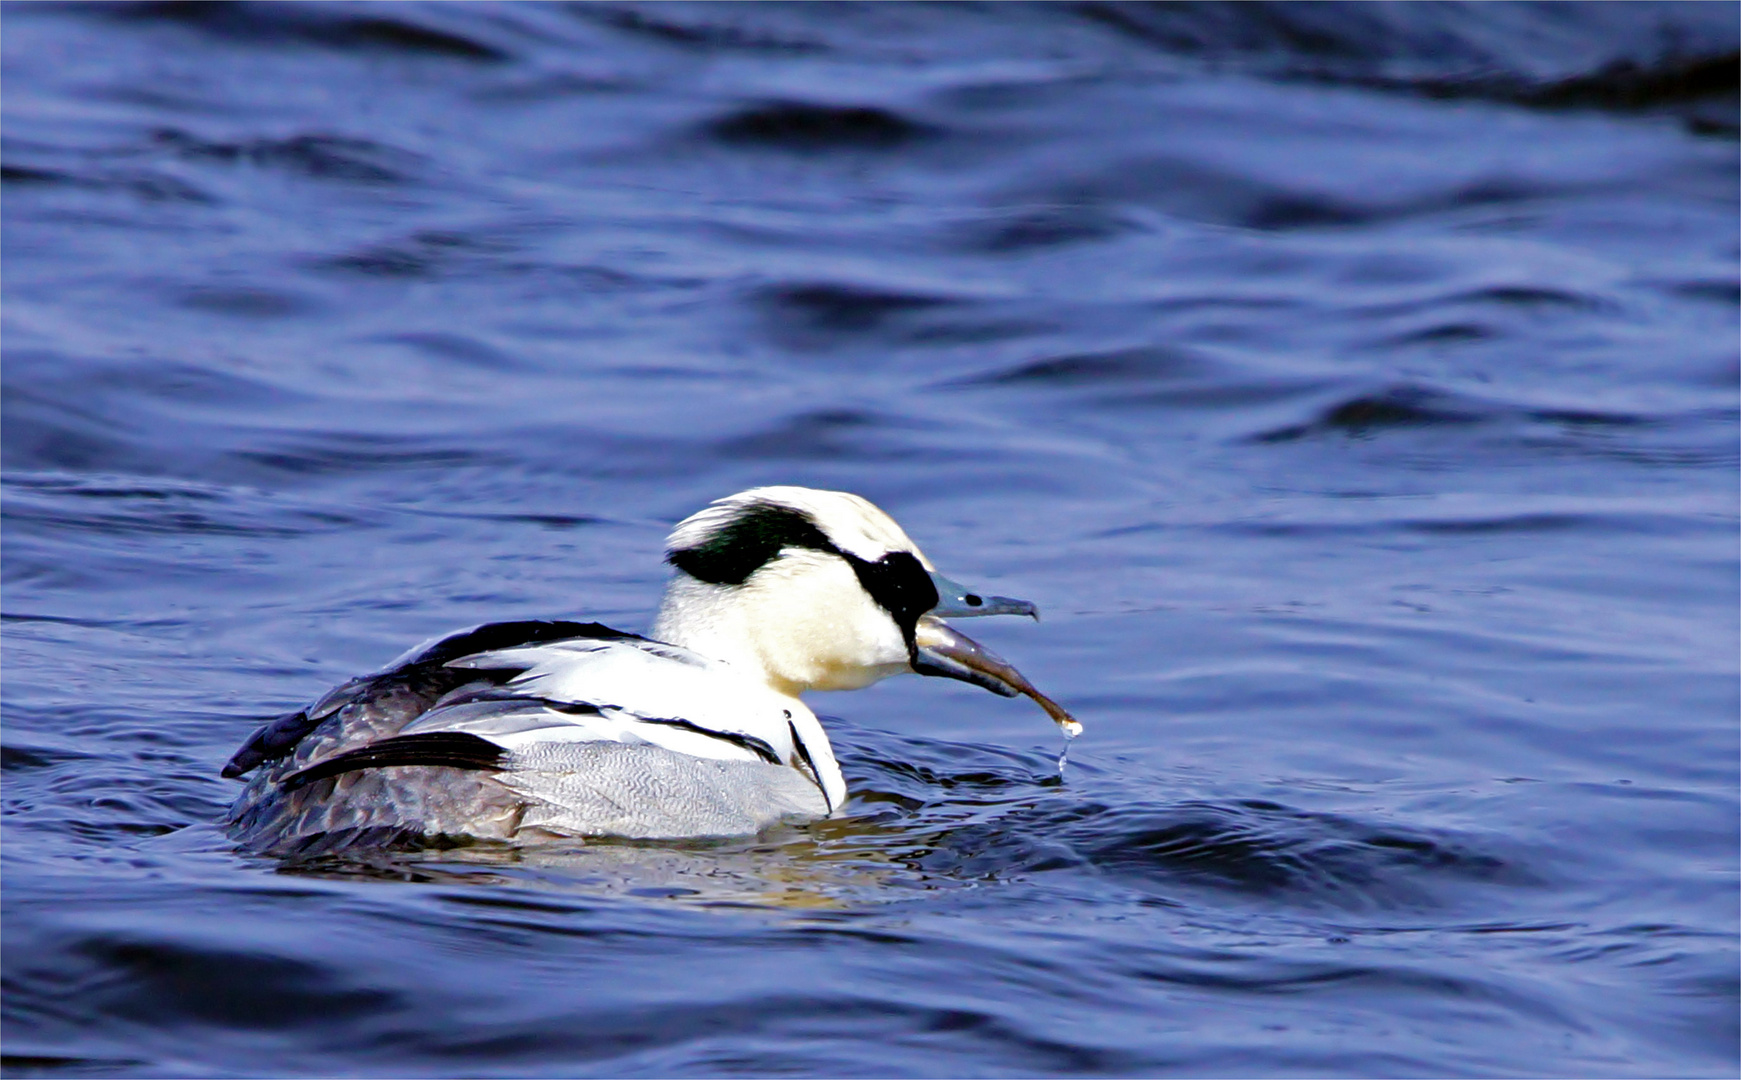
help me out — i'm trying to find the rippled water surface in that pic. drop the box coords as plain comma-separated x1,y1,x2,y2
4,3,1738,1076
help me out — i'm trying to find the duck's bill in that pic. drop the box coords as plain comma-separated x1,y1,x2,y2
928,573,1039,620
912,616,1082,738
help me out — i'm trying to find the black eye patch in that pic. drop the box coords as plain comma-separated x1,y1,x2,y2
840,550,938,650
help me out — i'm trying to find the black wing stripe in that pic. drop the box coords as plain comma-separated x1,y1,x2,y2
633,716,782,765
433,685,606,716
279,732,507,791
414,620,644,667
788,719,831,813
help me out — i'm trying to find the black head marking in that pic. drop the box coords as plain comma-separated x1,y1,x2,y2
667,501,837,585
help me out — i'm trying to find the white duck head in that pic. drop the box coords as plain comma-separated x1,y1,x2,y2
651,486,1079,735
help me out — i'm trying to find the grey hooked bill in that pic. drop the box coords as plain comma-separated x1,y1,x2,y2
928,572,1039,620
913,616,1082,738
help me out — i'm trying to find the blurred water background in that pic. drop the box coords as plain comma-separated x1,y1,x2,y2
3,3,1737,1076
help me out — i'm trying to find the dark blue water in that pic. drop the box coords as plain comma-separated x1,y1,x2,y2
4,3,1737,1076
